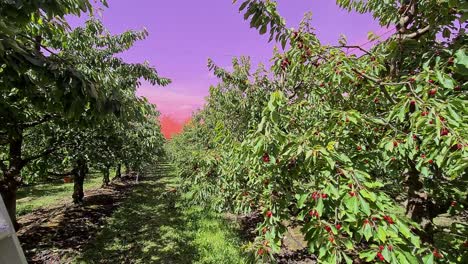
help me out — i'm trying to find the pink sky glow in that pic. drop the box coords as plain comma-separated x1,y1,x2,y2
70,0,387,137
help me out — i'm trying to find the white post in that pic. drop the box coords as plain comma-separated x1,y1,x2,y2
0,195,27,264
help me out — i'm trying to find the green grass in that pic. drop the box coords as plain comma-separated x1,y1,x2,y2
16,173,103,216
74,164,249,264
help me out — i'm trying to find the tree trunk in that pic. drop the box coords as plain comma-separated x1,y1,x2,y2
0,128,24,230
0,180,19,230
125,163,130,176
102,165,110,187
72,159,87,204
114,163,121,180
405,160,435,243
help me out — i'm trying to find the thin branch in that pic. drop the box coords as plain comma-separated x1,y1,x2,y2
47,171,73,177
351,68,397,104
20,114,56,129
332,45,372,56
21,145,59,166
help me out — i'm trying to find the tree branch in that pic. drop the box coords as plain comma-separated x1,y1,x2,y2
20,114,56,129
21,145,59,166
400,25,431,40
332,45,372,56
351,68,397,104
47,171,73,177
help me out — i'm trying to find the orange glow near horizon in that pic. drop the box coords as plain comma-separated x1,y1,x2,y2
160,115,187,139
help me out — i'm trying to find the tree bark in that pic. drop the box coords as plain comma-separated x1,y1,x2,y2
0,128,24,230
114,163,121,180
405,160,435,243
0,179,19,230
125,163,130,176
102,165,110,187
72,159,87,204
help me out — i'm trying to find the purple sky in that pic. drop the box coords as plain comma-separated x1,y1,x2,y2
71,0,387,122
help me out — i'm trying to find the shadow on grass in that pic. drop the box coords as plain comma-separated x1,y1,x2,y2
76,165,199,263
16,174,102,216
18,178,134,264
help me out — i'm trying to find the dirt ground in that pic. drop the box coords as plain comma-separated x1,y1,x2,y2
17,176,136,264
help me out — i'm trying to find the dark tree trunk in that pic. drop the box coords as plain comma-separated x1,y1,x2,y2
72,159,87,204
0,128,24,230
0,179,19,230
125,163,130,176
102,165,110,187
405,160,435,243
114,163,121,179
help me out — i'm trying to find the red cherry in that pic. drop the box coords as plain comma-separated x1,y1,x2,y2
320,83,325,87
428,159,434,164
428,79,435,84
421,154,426,158
345,117,350,122
328,236,335,243
363,219,370,225
374,97,380,103
257,248,264,256
451,201,457,207
433,249,443,259
324,226,332,232
393,141,398,147
321,193,328,199
311,192,319,200
409,77,416,83
357,146,362,151
410,100,416,106
335,224,341,230
448,57,454,65
379,245,385,251
376,252,385,261
383,215,394,224
421,111,429,116
262,153,270,163
429,120,434,124
440,129,449,136
349,191,356,197
266,211,273,218
348,183,353,188
429,88,437,96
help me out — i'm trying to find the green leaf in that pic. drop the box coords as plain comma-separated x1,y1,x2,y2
359,198,371,216
377,226,386,243
398,221,412,238
359,189,377,202
296,193,308,209
363,223,372,241
422,253,434,264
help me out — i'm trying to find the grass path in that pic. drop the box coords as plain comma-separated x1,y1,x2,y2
75,162,249,264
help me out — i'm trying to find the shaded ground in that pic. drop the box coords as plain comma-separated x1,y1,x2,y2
16,173,103,216
17,176,136,263
75,162,248,263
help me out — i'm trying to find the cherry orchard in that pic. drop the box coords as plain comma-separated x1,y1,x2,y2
170,0,467,263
